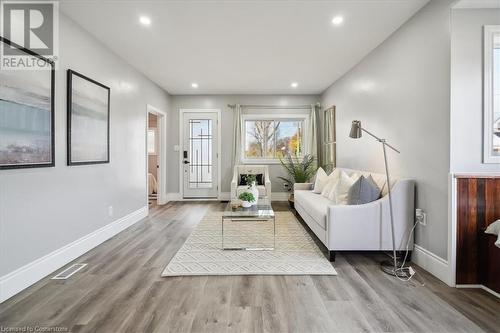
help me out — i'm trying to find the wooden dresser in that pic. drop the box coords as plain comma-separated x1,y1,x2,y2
456,176,500,293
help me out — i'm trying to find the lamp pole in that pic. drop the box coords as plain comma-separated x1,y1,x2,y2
349,121,408,278
381,139,398,273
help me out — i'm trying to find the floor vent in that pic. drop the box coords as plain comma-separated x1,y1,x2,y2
51,263,87,280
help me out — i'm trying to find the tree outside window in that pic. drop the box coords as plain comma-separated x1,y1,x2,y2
244,119,304,159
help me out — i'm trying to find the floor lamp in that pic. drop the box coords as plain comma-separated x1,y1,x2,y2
349,120,409,278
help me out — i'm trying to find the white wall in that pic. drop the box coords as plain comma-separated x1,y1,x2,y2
0,14,171,278
168,95,319,195
450,8,500,173
321,0,454,260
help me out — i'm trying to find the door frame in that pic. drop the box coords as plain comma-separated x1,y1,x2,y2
179,109,221,200
146,104,168,206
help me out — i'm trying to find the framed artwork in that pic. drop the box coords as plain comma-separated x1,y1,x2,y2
0,37,55,170
67,69,110,165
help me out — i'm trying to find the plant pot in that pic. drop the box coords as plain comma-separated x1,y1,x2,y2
241,201,252,208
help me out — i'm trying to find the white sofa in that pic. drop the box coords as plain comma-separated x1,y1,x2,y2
231,165,272,199
294,168,415,261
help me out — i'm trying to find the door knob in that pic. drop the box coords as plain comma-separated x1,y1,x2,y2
183,160,190,164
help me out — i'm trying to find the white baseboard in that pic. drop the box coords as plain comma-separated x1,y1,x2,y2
169,192,289,201
0,206,148,303
158,197,168,205
412,244,451,286
166,192,181,202
271,192,290,201
220,192,231,200
456,284,500,299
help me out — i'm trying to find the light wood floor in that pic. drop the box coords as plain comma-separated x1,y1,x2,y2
0,202,498,333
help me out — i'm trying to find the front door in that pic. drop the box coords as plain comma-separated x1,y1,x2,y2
182,112,218,198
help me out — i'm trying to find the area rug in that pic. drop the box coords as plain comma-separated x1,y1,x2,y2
161,211,337,276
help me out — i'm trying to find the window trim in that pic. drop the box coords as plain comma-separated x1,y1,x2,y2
241,113,310,164
483,25,500,163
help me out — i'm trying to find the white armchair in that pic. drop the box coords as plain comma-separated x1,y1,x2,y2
231,165,272,200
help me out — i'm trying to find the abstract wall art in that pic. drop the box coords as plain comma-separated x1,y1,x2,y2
0,37,55,170
67,69,110,165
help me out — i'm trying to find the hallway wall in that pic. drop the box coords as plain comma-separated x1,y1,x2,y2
0,13,171,292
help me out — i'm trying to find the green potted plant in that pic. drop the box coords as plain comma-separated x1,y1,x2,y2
238,192,255,208
242,174,257,187
278,153,316,208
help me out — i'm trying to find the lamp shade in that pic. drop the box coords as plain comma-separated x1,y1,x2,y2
349,120,362,138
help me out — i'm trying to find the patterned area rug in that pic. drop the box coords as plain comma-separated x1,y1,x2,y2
161,211,337,276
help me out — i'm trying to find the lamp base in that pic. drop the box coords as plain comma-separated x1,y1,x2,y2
380,260,412,279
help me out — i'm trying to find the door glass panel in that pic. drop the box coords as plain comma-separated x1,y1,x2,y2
189,119,212,189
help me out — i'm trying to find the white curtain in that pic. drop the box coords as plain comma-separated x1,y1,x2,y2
308,104,318,161
232,104,242,166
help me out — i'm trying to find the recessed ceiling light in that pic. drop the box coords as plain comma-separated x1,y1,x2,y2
332,16,344,25
191,82,198,88
291,82,298,88
139,16,151,26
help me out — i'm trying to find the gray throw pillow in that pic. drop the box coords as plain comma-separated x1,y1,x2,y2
347,175,381,205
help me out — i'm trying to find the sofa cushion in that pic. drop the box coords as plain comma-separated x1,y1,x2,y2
313,168,333,193
332,171,359,204
347,175,380,205
294,190,333,229
321,178,338,199
314,168,341,193
340,168,390,196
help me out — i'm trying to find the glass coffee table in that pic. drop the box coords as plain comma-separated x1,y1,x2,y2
222,198,275,250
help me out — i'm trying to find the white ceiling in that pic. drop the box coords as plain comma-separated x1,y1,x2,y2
454,0,500,8
61,0,429,95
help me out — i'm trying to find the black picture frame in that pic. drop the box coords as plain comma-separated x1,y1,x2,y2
0,36,55,170
67,69,110,166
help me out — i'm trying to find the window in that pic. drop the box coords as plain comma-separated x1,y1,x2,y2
493,44,500,155
243,115,306,162
147,128,156,155
483,25,500,163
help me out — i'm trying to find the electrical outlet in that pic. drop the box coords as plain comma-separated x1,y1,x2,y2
108,206,114,217
416,209,426,226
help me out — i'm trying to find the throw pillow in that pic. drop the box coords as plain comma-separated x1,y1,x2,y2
485,220,500,248
239,174,264,186
321,178,339,199
326,180,339,202
347,175,381,205
485,220,500,236
332,171,358,205
330,168,341,181
313,167,336,193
